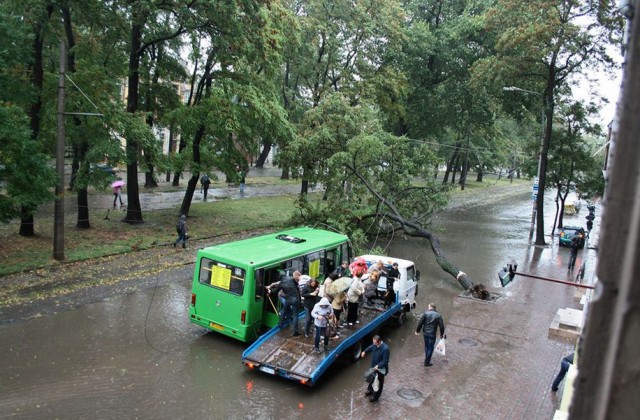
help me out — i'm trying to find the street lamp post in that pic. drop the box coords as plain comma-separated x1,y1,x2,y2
503,86,545,241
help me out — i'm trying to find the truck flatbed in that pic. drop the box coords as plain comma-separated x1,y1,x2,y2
242,300,401,385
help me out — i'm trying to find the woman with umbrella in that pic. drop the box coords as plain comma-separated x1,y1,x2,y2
111,179,125,209
325,276,351,326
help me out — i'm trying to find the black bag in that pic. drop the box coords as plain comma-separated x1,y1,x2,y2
176,223,182,233
364,368,376,383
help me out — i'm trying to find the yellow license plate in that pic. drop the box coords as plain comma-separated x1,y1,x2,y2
210,322,224,331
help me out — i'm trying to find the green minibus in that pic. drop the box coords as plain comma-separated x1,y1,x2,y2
189,227,352,342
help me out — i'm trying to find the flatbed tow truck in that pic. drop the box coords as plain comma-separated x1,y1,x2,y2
242,255,419,385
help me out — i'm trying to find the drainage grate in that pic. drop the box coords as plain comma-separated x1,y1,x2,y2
397,387,424,401
459,338,480,347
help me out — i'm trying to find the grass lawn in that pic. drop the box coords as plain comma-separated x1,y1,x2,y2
0,195,302,276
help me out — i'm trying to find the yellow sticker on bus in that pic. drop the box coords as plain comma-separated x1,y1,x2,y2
309,259,320,279
210,265,232,290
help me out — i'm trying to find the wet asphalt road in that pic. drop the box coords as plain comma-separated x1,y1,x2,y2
0,192,598,419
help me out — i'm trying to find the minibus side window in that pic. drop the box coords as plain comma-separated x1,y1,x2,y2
199,258,245,296
255,269,264,301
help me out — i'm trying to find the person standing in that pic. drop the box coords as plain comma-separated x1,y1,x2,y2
333,261,350,278
385,262,401,308
173,214,188,248
331,290,346,326
200,173,211,201
237,166,246,195
551,352,575,392
361,335,390,402
311,297,334,353
301,279,320,338
346,275,364,326
415,303,445,366
568,236,580,270
268,273,301,337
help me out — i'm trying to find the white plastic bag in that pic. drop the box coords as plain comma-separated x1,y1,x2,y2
435,338,446,356
372,373,380,392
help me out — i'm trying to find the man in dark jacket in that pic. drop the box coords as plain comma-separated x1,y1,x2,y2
361,335,390,402
269,274,301,336
415,303,445,366
568,236,580,270
384,262,401,307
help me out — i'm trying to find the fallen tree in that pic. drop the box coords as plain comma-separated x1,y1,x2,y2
345,161,490,299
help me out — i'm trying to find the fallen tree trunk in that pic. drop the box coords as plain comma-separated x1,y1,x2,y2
347,163,489,298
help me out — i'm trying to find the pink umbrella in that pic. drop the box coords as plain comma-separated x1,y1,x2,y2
111,180,125,188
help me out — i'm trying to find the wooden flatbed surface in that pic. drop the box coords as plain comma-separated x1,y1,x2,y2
246,300,390,378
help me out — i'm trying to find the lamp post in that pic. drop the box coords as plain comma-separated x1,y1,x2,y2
503,86,546,241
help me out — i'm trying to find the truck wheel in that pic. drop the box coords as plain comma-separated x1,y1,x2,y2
395,311,407,327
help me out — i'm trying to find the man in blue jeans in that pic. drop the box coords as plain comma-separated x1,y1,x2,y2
268,274,301,337
551,352,575,392
415,303,445,366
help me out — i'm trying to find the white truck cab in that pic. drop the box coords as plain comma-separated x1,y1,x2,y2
357,255,420,311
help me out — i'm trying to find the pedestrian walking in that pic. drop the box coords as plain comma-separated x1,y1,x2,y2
311,297,334,353
268,273,301,337
551,352,575,392
568,236,580,270
361,335,389,402
200,173,211,201
173,214,188,248
237,166,246,195
415,303,446,366
112,179,125,209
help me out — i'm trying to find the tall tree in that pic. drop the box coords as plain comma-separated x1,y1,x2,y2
474,0,620,245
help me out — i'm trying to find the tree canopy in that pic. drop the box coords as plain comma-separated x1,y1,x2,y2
0,0,620,289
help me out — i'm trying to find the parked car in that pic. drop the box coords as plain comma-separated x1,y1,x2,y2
559,226,586,248
90,163,117,177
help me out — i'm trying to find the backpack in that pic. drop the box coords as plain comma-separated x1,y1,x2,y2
201,174,209,184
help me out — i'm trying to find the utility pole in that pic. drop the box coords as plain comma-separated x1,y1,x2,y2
53,41,66,261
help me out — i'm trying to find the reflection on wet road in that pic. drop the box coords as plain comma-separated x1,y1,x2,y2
0,193,598,418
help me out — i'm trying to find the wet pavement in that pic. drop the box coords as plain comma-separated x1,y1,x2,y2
0,192,598,419
41,165,301,215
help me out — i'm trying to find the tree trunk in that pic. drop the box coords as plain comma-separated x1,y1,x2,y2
551,187,560,236
76,188,91,229
179,124,205,216
476,166,483,182
123,21,144,224
21,4,53,237
451,155,460,184
442,144,460,184
281,165,290,180
256,139,271,168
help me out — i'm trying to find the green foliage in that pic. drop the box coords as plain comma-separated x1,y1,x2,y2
0,106,55,222
287,96,450,247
